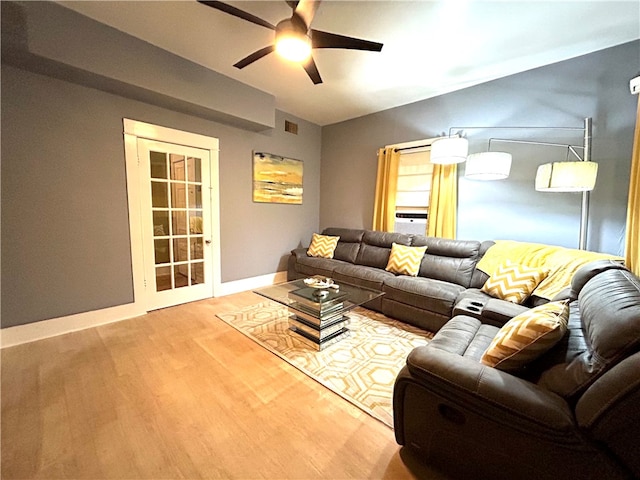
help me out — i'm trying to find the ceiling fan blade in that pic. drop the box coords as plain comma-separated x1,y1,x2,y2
302,55,323,84
311,29,383,51
294,0,321,28
233,45,276,69
198,1,276,30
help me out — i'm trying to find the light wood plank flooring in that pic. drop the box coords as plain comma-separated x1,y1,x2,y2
1,291,448,479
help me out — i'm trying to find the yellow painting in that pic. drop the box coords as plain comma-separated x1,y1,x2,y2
253,152,303,204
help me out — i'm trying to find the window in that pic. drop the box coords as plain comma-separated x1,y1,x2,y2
396,150,434,213
379,137,438,235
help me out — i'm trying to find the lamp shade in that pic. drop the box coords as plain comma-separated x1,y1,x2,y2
430,137,468,164
465,152,512,180
535,161,598,192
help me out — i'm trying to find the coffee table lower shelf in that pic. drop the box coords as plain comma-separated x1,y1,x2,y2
287,311,351,351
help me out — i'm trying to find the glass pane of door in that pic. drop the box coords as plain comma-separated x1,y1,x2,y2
145,147,207,294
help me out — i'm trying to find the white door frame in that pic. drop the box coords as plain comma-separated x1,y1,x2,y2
123,119,221,311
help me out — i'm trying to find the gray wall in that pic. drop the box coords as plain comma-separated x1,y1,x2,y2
2,1,275,130
321,41,639,255
1,0,321,328
1,64,321,328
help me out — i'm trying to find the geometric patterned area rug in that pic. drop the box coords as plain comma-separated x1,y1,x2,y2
216,302,433,428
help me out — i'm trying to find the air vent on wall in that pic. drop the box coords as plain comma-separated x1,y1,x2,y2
285,120,298,135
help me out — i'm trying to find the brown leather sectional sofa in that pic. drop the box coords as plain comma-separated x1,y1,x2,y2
394,260,640,479
288,228,640,479
287,227,528,332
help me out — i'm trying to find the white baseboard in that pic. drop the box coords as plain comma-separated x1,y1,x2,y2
217,270,288,296
0,303,146,349
0,271,288,348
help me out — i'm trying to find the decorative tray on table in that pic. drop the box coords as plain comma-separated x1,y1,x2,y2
303,277,336,289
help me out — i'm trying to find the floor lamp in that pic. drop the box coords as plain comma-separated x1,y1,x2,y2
431,118,597,249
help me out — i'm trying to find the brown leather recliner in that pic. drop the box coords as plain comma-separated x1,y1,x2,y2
393,260,640,480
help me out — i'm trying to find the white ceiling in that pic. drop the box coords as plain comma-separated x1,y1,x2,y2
58,1,639,126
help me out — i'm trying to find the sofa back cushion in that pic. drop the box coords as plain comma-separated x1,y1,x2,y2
566,259,627,301
355,231,412,269
322,228,365,264
536,265,640,401
410,235,481,288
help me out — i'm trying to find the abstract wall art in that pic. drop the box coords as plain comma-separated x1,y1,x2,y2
253,152,303,204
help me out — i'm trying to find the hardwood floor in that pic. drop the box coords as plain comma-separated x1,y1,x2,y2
1,291,448,479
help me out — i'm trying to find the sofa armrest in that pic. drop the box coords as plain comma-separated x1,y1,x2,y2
482,298,529,325
402,345,576,435
290,247,308,258
287,248,309,280
575,352,640,478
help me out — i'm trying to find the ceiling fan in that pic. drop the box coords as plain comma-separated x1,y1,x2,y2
197,0,383,84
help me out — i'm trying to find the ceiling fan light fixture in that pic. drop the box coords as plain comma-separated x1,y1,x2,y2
276,34,312,62
275,18,312,62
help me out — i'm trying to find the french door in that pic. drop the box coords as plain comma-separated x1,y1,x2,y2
137,139,214,310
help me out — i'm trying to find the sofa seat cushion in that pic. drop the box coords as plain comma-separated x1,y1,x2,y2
332,263,395,291
294,256,349,278
424,315,500,361
383,276,465,317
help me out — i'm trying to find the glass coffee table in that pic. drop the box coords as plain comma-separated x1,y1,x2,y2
254,276,384,350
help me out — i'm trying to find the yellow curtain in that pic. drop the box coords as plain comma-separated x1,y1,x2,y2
372,148,400,232
427,164,458,239
625,97,640,276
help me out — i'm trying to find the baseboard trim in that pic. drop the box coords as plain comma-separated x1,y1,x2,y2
218,271,288,296
1,271,288,348
0,303,146,349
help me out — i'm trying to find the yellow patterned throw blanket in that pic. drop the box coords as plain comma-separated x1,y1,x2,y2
476,240,623,300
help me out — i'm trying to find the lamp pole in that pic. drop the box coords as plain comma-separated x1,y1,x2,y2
579,117,592,250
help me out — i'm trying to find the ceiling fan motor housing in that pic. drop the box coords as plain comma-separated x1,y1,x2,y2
276,16,309,40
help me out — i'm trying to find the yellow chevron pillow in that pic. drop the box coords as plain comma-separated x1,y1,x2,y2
481,261,548,304
385,243,427,276
307,233,340,259
481,300,569,372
